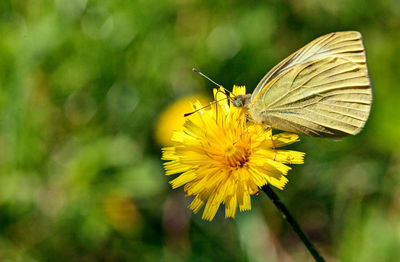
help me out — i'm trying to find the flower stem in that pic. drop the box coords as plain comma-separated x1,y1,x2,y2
261,185,326,262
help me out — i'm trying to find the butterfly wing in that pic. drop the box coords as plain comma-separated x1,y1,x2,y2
250,31,372,137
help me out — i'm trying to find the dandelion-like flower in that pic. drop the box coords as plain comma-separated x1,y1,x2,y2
162,86,305,221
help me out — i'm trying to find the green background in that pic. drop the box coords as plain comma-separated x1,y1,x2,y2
1,0,400,261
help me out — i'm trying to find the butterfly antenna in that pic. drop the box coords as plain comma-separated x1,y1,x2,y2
184,97,228,117
192,68,233,96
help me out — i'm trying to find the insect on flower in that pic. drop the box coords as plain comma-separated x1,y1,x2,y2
162,31,371,221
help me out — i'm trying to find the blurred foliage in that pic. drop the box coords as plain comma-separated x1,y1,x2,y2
0,0,400,261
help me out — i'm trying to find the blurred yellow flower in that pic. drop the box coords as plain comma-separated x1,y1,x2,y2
162,86,305,221
155,94,209,146
103,192,141,232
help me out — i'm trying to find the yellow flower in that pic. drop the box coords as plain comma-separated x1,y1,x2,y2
162,86,305,221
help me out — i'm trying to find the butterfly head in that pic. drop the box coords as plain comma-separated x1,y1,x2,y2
231,94,251,108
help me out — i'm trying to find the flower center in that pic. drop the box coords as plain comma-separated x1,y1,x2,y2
224,143,250,168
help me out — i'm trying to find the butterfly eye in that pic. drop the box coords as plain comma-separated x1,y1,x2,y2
232,99,243,107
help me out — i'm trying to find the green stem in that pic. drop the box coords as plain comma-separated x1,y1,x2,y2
261,185,326,262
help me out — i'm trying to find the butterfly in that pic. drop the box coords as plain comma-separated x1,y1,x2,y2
231,31,372,138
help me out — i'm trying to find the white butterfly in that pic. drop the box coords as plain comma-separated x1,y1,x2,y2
232,31,372,137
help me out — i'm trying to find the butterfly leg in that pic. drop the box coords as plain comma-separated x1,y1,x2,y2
233,114,249,145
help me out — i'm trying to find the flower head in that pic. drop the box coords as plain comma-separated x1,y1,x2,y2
162,86,305,221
